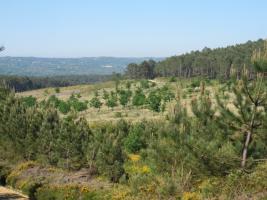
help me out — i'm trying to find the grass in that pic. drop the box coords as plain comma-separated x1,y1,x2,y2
17,78,227,123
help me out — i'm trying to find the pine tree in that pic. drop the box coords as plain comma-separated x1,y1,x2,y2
132,88,146,107
90,96,102,111
106,91,117,110
118,89,131,107
147,91,161,112
38,107,61,165
216,65,267,168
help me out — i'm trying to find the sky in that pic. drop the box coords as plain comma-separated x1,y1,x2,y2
1,0,267,58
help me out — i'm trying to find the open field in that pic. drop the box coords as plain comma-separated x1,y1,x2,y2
17,78,222,123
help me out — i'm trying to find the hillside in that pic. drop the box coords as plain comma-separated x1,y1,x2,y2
0,57,163,76
3,74,266,199
17,78,217,123
126,39,266,79
154,39,265,78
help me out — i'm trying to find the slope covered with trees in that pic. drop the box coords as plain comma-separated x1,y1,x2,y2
0,43,267,199
126,39,266,79
0,74,113,92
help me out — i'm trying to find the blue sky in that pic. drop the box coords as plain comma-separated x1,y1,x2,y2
1,0,267,57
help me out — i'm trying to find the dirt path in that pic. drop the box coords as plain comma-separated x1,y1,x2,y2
0,186,28,200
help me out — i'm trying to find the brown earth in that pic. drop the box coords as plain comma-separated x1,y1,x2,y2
0,186,28,200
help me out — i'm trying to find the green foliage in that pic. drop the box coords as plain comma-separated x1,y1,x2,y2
102,89,109,100
90,96,102,110
126,60,156,79
55,87,60,93
169,76,177,82
35,185,102,200
58,101,71,114
190,79,201,88
21,96,37,107
1,71,267,199
118,89,132,107
216,72,267,168
155,39,265,78
126,81,131,90
158,85,175,102
90,121,128,182
252,41,267,72
140,79,150,89
68,95,88,112
124,123,146,153
106,91,117,110
147,91,161,112
45,94,87,113
132,88,146,107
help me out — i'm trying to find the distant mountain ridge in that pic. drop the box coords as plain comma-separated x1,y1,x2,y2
0,57,163,76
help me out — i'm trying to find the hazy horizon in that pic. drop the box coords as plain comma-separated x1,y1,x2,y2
1,0,267,58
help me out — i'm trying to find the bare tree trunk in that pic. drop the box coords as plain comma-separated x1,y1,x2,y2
241,105,256,168
241,130,252,168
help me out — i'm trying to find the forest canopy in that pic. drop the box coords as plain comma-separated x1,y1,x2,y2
126,39,266,79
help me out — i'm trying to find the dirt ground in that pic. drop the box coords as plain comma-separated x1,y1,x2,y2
0,186,28,200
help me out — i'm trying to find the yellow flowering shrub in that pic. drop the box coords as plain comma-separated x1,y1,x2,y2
182,192,201,200
128,154,141,162
141,165,150,174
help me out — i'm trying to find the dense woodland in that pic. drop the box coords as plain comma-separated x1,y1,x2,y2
0,74,113,92
126,39,266,79
0,42,266,199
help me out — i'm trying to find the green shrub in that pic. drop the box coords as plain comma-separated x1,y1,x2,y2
106,92,117,110
187,88,193,93
118,90,132,107
90,97,102,110
68,95,88,111
22,96,37,107
140,80,149,89
159,85,175,102
102,89,109,100
35,185,102,200
47,95,60,107
124,124,146,153
169,76,177,82
190,79,200,88
55,87,60,93
21,181,43,200
126,81,131,90
147,91,161,112
132,89,146,107
150,82,156,87
58,101,71,114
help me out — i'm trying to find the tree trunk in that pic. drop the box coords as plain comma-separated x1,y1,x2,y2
241,130,252,168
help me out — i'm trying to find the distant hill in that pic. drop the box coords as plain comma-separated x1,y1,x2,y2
0,57,163,76
154,39,266,78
